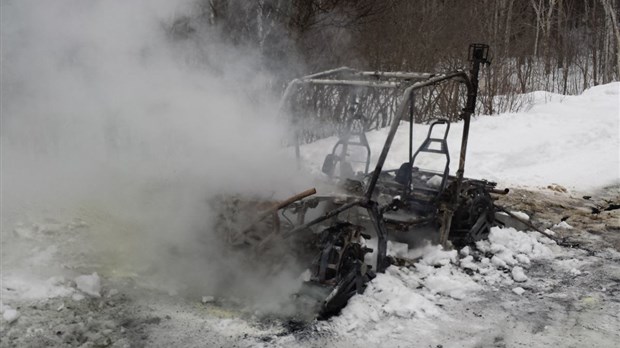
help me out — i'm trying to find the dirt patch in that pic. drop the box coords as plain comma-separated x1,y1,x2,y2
495,184,620,250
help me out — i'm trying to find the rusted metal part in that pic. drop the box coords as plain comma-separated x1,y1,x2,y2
280,199,365,239
276,188,317,210
238,188,317,244
245,188,316,226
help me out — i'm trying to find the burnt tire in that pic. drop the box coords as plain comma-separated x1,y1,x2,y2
318,242,375,319
298,223,375,320
450,186,495,248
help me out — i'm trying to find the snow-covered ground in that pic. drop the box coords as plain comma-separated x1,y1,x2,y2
2,83,619,347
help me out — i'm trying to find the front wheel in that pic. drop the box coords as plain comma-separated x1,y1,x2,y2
298,223,375,319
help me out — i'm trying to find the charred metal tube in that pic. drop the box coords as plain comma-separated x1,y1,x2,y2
357,71,433,80
281,199,364,239
246,188,317,229
302,79,400,88
366,202,389,273
490,188,510,195
300,66,356,80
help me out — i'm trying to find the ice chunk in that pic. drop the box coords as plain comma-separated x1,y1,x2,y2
544,229,556,236
510,211,530,221
426,175,443,188
569,268,582,276
75,272,101,297
459,255,478,271
3,308,20,323
515,254,531,265
387,241,409,258
491,255,507,268
512,266,528,282
202,296,215,303
553,221,573,229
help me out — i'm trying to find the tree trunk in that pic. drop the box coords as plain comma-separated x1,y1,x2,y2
600,0,620,80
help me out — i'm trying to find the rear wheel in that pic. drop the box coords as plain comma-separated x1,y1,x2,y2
450,185,495,247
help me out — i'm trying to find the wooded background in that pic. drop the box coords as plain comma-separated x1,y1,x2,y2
178,0,619,114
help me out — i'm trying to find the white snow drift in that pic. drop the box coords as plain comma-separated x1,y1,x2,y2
301,82,620,192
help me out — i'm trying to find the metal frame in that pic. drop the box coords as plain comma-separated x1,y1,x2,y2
279,44,490,273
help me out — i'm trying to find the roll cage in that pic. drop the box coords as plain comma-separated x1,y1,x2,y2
278,44,491,272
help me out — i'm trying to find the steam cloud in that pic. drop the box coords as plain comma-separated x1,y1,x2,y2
1,0,313,313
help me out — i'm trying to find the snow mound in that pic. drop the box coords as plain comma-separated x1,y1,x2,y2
331,228,558,343
337,242,481,337
333,267,441,342
451,227,558,287
2,275,75,301
407,242,457,266
416,263,481,299
350,267,437,319
3,308,20,324
354,226,556,324
477,227,555,264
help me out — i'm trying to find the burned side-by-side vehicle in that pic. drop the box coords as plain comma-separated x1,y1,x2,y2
214,44,509,318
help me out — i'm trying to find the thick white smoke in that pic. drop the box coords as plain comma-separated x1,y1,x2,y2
1,0,313,312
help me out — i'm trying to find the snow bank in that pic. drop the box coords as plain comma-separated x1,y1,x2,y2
300,82,620,191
